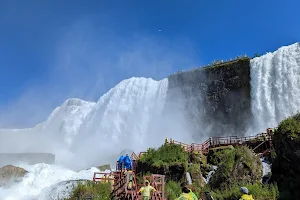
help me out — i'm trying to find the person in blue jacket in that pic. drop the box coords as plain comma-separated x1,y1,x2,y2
118,155,124,170
123,154,132,170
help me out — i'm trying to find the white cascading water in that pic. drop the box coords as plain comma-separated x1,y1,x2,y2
1,77,192,199
186,172,192,185
250,42,300,133
67,77,175,170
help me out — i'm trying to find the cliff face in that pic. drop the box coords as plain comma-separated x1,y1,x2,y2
166,58,251,139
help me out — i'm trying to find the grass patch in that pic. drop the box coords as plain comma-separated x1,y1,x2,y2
66,181,111,200
208,148,234,166
275,112,300,141
210,183,279,200
138,143,188,168
165,181,181,199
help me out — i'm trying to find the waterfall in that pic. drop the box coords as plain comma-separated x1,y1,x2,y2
250,42,300,132
186,172,192,185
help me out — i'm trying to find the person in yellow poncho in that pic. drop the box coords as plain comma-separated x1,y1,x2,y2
138,180,156,200
180,183,198,200
239,187,254,200
176,187,195,200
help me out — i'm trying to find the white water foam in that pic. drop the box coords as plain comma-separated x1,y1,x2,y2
0,163,103,200
250,42,300,133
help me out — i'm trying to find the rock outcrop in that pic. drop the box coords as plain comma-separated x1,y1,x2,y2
136,143,188,182
271,113,300,198
209,146,262,190
0,165,28,187
167,58,251,138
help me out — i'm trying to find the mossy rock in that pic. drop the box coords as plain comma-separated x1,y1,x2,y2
209,146,262,190
200,163,214,178
271,112,300,198
137,143,188,182
189,153,202,164
188,163,206,188
207,146,234,166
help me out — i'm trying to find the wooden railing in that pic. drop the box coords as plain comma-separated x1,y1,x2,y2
129,128,275,161
167,128,274,154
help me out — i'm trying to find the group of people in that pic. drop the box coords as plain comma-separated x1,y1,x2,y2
117,154,254,200
138,180,253,200
176,184,253,200
118,154,132,170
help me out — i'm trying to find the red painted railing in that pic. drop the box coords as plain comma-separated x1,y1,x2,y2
167,128,274,154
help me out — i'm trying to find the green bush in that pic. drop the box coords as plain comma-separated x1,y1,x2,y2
209,149,235,189
272,112,300,198
165,181,181,199
211,183,279,200
209,146,262,190
138,143,188,167
275,112,300,141
208,148,234,166
67,181,111,200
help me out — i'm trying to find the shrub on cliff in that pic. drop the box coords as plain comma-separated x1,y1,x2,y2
137,143,188,182
272,112,300,198
210,183,278,200
209,146,262,190
67,181,111,200
138,143,188,167
165,180,181,199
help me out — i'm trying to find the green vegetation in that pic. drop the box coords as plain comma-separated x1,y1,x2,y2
66,181,111,200
275,112,300,141
187,163,206,195
200,163,213,177
208,148,234,166
272,112,300,198
165,181,181,199
138,143,188,168
170,57,250,76
210,183,278,200
209,146,262,190
201,57,250,73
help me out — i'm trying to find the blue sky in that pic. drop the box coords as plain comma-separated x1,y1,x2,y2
0,0,299,127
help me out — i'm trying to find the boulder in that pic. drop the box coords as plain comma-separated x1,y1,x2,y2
209,146,262,190
0,165,28,187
